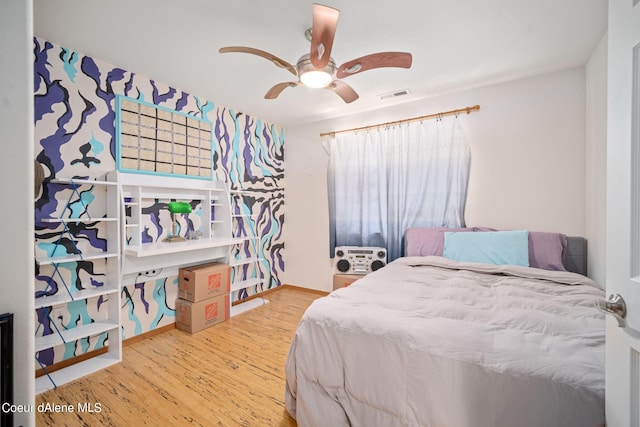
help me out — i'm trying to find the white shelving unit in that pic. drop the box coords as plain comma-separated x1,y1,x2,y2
111,172,242,283
34,175,121,394
229,190,268,316
34,172,247,392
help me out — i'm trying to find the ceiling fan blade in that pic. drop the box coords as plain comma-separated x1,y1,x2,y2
310,4,339,70
326,80,359,103
264,82,300,99
336,52,413,79
219,46,297,76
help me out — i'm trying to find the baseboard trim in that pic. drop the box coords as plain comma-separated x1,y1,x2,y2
280,284,330,296
35,324,177,378
36,347,109,378
231,284,329,306
35,285,327,378
231,284,281,306
122,323,176,347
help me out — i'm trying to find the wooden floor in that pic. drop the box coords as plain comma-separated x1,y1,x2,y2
36,286,323,427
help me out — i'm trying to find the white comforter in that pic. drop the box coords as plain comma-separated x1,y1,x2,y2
285,256,605,427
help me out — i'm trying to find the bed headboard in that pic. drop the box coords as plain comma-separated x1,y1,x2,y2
564,236,587,276
403,228,588,276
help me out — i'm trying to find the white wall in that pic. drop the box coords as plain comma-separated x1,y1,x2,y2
284,67,589,292
0,0,35,424
585,33,608,286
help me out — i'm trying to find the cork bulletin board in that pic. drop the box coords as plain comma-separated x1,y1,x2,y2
116,96,213,178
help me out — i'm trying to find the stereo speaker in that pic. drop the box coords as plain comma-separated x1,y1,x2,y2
334,246,387,275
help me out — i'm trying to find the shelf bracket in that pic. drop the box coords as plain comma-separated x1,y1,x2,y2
50,221,83,260
61,180,93,221
41,308,67,344
35,354,57,390
51,263,74,300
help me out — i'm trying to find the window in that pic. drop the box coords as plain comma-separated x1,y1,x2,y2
326,117,470,261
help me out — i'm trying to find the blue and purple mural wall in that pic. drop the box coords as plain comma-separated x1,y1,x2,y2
33,36,285,367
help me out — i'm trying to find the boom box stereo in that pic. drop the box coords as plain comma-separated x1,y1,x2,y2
334,246,387,275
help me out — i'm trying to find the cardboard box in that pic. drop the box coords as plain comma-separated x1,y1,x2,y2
175,294,230,333
179,262,230,302
333,274,363,291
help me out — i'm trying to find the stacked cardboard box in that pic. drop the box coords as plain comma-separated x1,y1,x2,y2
175,262,230,333
333,274,362,291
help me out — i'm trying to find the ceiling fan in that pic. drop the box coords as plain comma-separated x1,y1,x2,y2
219,3,413,104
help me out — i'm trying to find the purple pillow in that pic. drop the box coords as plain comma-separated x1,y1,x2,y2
405,227,474,256
528,231,568,271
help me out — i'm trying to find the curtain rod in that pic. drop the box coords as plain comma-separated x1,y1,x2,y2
319,104,481,138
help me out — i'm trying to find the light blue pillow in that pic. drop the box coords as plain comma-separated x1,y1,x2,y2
443,230,530,266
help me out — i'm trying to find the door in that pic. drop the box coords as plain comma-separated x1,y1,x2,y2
606,0,640,425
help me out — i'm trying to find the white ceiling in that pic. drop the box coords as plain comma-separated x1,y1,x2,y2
33,0,607,128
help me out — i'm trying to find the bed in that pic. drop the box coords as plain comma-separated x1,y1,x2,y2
285,229,605,427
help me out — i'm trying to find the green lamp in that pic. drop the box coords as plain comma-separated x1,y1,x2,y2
163,201,192,243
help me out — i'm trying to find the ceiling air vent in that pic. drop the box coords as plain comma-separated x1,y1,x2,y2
379,89,411,100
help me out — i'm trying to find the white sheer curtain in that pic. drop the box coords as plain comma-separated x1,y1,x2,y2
326,116,470,261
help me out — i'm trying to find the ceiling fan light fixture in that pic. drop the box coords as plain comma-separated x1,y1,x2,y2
300,70,333,88
297,53,336,88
